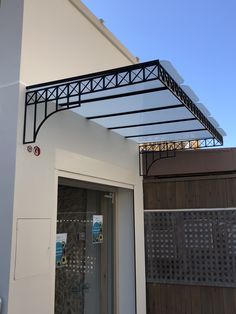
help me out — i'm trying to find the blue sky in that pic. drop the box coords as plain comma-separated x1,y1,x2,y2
83,0,236,147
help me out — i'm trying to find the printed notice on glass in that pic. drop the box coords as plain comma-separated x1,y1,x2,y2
92,215,103,244
56,233,67,267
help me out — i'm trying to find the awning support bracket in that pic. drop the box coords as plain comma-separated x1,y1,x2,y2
139,138,223,176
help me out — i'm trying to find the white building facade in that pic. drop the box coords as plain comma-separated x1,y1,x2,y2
0,1,146,314
0,1,226,314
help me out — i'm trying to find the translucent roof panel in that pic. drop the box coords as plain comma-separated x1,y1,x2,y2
72,92,211,144
75,89,182,117
24,59,225,145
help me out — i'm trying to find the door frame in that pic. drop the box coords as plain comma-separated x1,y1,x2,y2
54,170,137,314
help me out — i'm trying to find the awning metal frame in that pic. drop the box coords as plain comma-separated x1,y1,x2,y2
23,60,223,176
139,138,222,176
23,59,223,145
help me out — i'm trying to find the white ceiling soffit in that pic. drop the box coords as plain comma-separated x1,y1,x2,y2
24,59,225,146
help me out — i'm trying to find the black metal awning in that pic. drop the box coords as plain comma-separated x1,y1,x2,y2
23,59,225,174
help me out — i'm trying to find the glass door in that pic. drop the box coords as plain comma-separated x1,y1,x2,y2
55,183,114,314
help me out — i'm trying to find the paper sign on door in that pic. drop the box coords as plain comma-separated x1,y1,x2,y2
56,233,67,267
92,215,103,244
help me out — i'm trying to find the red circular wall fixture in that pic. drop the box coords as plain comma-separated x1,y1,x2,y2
33,146,41,156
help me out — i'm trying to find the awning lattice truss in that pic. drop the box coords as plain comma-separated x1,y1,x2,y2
23,60,224,174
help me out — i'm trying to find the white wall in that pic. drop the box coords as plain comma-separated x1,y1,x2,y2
0,0,146,313
117,188,136,314
0,84,21,314
0,0,24,86
20,0,137,85
0,1,24,313
7,85,146,314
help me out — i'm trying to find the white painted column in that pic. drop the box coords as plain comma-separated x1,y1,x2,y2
0,1,24,313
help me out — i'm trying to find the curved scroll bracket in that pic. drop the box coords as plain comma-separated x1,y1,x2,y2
23,83,82,144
